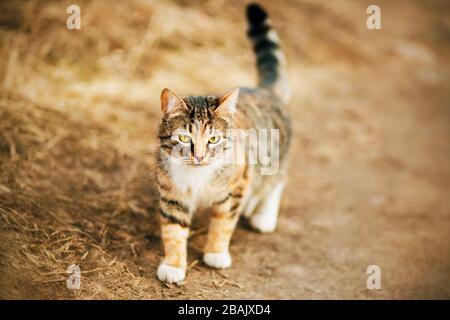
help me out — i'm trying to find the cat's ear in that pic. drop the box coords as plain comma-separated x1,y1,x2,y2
160,88,187,116
215,88,239,116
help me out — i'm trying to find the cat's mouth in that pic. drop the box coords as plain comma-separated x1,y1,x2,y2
179,158,214,167
187,162,211,167
177,157,218,167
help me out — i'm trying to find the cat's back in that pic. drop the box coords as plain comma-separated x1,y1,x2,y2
235,87,292,151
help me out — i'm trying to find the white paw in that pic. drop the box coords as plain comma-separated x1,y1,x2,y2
203,252,232,269
157,263,186,284
249,213,277,233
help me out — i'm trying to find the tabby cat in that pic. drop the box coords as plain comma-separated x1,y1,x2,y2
156,3,291,283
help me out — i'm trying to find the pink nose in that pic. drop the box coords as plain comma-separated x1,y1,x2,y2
194,155,204,163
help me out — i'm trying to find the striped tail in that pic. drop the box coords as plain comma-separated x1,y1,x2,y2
246,3,291,104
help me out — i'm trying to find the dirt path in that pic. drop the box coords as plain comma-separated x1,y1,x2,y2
0,0,449,299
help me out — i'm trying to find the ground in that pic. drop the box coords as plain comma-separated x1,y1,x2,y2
0,0,449,299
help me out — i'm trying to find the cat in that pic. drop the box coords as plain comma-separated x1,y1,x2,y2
155,3,291,283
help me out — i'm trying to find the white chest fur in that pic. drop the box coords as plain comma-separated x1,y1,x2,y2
167,161,219,212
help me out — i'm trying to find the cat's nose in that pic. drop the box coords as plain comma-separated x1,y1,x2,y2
194,155,205,163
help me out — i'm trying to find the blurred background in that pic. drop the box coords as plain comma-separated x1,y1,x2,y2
0,0,448,299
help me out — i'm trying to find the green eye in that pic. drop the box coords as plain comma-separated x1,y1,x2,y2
208,136,220,144
178,134,191,143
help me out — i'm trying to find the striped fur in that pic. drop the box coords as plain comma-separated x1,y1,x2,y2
247,3,291,104
155,3,292,284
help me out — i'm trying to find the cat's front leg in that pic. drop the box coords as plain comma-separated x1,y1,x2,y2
203,211,239,269
203,184,245,269
157,194,191,283
157,219,189,283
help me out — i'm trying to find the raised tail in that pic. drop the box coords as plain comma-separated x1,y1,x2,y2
246,3,291,104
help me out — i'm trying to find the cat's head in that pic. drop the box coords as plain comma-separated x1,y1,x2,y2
158,88,239,167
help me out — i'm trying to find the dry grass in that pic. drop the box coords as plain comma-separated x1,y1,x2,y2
0,0,266,299
0,0,449,299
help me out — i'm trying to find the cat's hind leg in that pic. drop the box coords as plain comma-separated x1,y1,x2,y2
249,181,284,233
241,194,260,218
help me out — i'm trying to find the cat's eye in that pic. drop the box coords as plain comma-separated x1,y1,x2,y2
208,136,220,144
178,134,191,143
